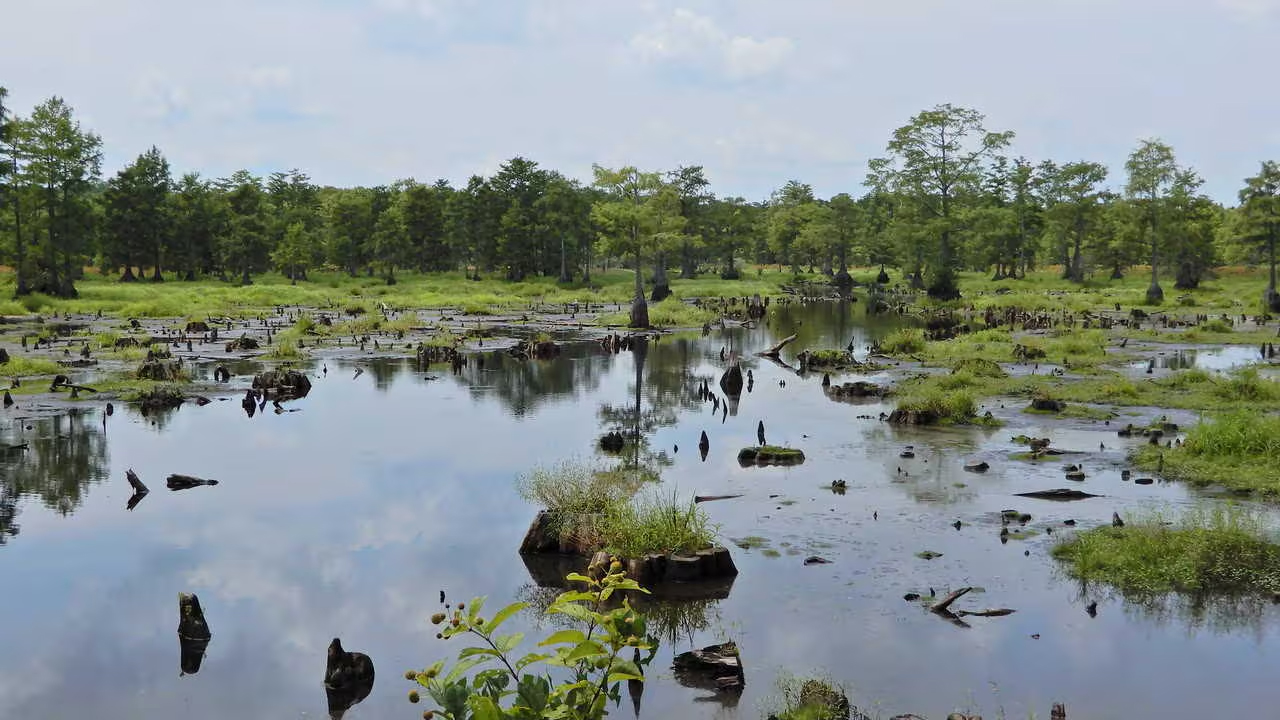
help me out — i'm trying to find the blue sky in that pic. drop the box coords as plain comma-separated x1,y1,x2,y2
3,0,1278,202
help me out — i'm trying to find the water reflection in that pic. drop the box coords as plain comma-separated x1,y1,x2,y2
0,409,110,545
6,301,1280,720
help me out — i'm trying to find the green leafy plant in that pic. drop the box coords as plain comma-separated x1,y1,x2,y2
409,566,657,719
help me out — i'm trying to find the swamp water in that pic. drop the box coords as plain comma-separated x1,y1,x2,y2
2,302,1279,719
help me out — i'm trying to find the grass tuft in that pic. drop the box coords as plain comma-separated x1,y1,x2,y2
1052,506,1280,595
1135,412,1280,494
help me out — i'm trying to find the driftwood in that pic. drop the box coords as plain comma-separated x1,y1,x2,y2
694,494,744,503
757,333,797,359
167,474,219,491
956,608,1016,617
126,469,149,493
931,587,972,613
1015,488,1099,501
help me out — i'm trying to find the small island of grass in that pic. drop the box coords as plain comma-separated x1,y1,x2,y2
1052,507,1280,595
1134,412,1280,495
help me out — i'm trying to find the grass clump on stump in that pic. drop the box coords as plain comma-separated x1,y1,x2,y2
517,462,716,557
1052,506,1280,595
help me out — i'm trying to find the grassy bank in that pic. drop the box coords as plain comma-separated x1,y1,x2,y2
1135,412,1280,494
517,462,716,557
1052,506,1280,595
0,268,814,319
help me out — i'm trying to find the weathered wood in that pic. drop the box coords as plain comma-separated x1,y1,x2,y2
126,469,149,493
956,608,1016,617
931,587,972,613
1015,488,1099,501
757,333,798,358
167,474,219,491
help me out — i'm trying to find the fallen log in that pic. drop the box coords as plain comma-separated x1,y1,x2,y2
757,333,797,359
1015,488,1099,501
931,587,972,614
167,474,219,491
956,608,1016,618
694,494,744,503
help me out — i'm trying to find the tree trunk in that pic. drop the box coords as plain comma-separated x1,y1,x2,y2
241,267,253,286
152,245,163,282
680,239,696,279
558,234,571,283
651,254,671,302
833,244,852,292
1266,233,1279,312
11,156,27,296
1146,221,1163,304
121,259,137,282
630,250,649,328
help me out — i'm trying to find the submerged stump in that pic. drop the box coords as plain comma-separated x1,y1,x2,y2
737,446,806,467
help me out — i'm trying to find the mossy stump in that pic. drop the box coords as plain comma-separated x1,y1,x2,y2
137,359,182,382
738,446,806,467
516,512,738,586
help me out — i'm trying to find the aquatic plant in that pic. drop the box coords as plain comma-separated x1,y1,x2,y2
880,328,926,355
1052,505,1280,595
408,567,656,720
1135,412,1280,493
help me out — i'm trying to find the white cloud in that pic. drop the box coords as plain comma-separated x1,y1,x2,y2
245,65,293,90
630,8,793,79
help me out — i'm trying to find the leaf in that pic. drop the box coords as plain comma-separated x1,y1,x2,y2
564,640,607,663
443,655,487,685
608,670,644,684
608,657,643,680
458,647,502,659
468,695,502,720
484,601,527,633
551,591,597,604
563,572,598,585
467,596,487,625
515,652,552,672
516,674,551,713
549,602,594,623
416,660,445,688
537,629,587,647
494,632,525,654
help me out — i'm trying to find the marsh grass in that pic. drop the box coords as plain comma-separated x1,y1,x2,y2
0,355,64,376
1135,412,1280,494
516,462,715,557
892,386,996,426
880,328,926,355
596,297,717,328
1052,505,1280,595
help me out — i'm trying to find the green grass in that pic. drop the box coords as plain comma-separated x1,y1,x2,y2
765,677,851,720
0,267,814,320
951,357,1007,378
880,327,926,355
892,385,993,425
1052,505,1280,595
1135,412,1280,494
596,297,718,328
0,355,65,376
598,490,717,558
516,462,714,557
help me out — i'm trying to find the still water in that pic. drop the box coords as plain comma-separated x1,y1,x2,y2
2,302,1278,720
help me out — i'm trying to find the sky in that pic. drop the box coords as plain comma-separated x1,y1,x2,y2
2,0,1278,203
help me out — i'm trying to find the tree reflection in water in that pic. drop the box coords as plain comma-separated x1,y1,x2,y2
0,409,111,546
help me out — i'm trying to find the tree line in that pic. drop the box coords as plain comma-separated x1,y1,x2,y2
2,88,1278,311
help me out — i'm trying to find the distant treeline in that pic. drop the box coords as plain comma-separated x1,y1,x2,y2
1,87,1277,304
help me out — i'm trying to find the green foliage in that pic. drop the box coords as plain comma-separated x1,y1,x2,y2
596,297,714,328
1052,505,1280,595
951,357,1007,378
410,569,656,720
1135,411,1280,493
879,328,926,355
